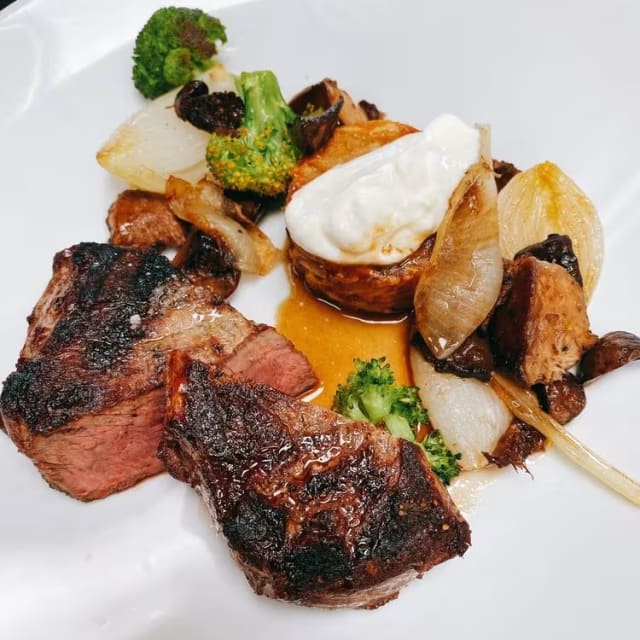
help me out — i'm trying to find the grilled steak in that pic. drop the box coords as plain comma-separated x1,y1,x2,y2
0,243,316,501
160,352,471,609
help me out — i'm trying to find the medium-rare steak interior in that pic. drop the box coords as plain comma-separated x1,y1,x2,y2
160,351,471,609
0,243,317,501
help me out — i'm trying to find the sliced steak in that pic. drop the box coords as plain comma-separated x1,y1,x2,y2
160,352,471,609
0,243,316,501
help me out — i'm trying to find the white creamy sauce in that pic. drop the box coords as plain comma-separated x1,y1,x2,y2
285,114,481,265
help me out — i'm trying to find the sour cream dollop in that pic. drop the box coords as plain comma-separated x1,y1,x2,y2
285,114,481,265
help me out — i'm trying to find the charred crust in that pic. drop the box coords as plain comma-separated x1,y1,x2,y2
161,355,471,605
282,543,351,596
367,442,470,565
223,493,287,568
0,244,181,431
1,361,101,432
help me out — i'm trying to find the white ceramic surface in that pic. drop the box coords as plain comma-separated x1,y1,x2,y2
1,1,639,638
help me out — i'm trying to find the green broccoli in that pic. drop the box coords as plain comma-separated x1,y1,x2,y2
206,70,301,196
133,7,227,99
333,358,461,485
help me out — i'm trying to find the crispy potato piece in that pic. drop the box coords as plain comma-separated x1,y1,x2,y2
287,119,417,200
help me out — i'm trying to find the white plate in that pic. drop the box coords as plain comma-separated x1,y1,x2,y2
1,0,639,638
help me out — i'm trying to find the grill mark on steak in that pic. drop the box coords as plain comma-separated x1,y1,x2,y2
160,352,470,608
0,243,317,501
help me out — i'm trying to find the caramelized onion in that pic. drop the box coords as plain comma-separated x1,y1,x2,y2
166,176,279,275
490,373,640,506
414,155,503,359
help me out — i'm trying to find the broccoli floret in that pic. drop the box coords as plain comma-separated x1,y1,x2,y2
206,70,301,196
133,7,227,99
422,430,463,485
333,357,461,485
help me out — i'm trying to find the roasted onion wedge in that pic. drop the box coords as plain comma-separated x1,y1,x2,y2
491,373,640,506
97,66,236,193
414,158,503,359
166,176,279,275
410,347,512,470
498,162,604,301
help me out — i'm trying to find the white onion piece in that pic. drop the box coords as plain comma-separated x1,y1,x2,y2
414,156,503,359
491,373,640,506
166,176,279,275
97,65,236,193
410,347,512,470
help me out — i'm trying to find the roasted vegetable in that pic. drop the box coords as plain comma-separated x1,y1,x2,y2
489,256,597,386
206,70,301,196
491,372,640,506
165,176,279,275
174,80,245,133
579,331,640,382
498,161,604,300
97,65,236,193
333,357,461,484
414,155,504,360
410,347,512,471
132,7,227,99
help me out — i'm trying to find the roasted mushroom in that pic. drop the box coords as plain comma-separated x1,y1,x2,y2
107,190,187,249
490,256,597,386
579,331,640,382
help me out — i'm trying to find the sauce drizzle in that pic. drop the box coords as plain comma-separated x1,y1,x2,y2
277,269,411,407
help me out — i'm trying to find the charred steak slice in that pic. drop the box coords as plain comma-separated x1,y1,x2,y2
0,243,316,501
160,352,471,609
